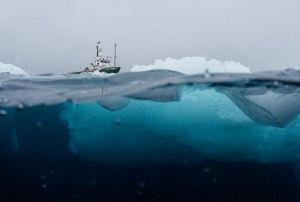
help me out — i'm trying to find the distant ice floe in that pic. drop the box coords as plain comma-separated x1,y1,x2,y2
0,62,28,75
131,57,251,74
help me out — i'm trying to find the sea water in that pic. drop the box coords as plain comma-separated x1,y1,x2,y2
1,70,300,201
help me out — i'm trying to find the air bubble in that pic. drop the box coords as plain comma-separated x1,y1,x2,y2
136,191,143,196
42,183,48,189
36,121,43,128
17,104,24,111
181,160,188,165
139,182,146,188
212,177,218,183
0,97,8,104
0,110,7,117
115,118,121,125
203,168,210,173
71,194,78,200
204,69,211,79
273,80,279,86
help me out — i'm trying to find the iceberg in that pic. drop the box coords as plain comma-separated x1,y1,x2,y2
131,57,251,74
225,88,300,127
0,57,299,165
132,57,300,128
60,58,300,165
61,87,300,164
0,62,28,75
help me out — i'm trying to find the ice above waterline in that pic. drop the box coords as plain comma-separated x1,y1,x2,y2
0,62,28,75
2,58,300,164
131,57,251,74
60,58,300,164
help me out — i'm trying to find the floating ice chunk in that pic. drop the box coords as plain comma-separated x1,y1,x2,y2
129,86,180,102
226,89,300,127
0,62,28,75
98,96,130,111
131,57,251,74
61,88,300,164
61,92,215,164
61,89,249,164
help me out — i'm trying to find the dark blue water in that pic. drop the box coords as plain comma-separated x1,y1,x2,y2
0,105,298,202
1,70,300,201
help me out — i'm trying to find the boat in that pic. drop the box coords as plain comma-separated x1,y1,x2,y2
71,42,121,75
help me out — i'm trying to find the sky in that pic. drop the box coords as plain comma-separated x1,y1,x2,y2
0,0,300,74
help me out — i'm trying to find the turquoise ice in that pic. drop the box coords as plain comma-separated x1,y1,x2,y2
61,87,300,164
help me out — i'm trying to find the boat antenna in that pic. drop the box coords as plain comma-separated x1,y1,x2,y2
96,41,101,57
114,43,117,67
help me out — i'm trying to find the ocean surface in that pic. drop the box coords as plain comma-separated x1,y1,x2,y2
1,69,300,201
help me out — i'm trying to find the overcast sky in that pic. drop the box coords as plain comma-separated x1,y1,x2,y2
0,0,300,74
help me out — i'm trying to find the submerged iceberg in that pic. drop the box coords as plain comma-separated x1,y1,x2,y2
0,57,300,165
225,88,300,127
131,57,300,127
60,58,300,164
61,87,300,164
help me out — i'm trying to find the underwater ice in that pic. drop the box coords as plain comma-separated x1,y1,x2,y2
60,58,300,164
2,57,300,164
61,87,300,164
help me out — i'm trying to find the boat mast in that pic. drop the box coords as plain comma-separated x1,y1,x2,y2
96,41,101,57
114,43,117,67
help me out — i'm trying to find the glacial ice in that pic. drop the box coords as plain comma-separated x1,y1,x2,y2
226,89,300,127
62,57,300,164
0,62,28,75
61,87,300,164
2,57,300,164
131,57,251,74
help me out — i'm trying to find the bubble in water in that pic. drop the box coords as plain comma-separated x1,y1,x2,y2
42,183,48,189
0,110,7,117
181,160,188,165
136,191,143,196
114,118,121,125
203,168,210,173
139,182,146,188
71,194,78,200
17,104,24,112
212,177,218,183
132,80,144,85
36,121,43,128
273,80,280,86
0,97,8,104
204,69,211,79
